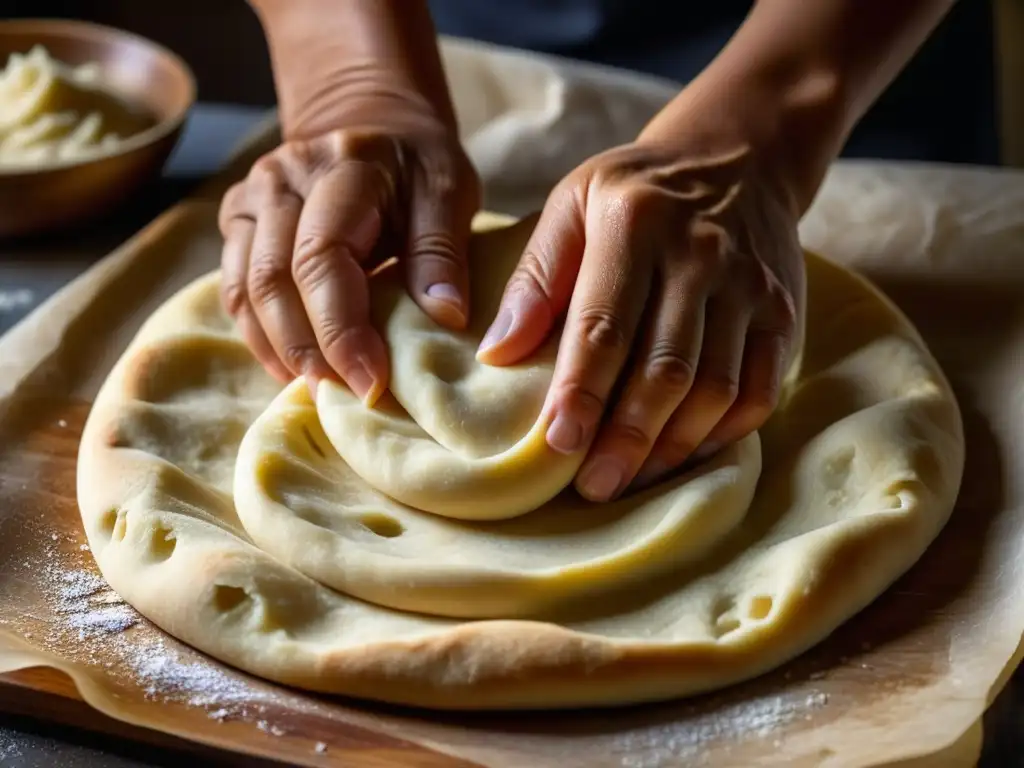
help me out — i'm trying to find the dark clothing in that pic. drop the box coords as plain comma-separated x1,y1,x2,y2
429,0,1000,166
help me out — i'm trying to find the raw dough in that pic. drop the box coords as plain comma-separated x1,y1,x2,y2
0,46,151,168
315,220,586,520
77,213,963,710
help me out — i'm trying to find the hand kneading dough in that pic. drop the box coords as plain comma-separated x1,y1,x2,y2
315,220,590,521
77,213,964,710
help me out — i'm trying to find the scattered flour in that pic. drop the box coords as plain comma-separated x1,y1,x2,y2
256,719,287,737
20,534,836,762
25,537,295,733
0,729,24,761
48,561,139,638
614,690,830,768
0,288,33,313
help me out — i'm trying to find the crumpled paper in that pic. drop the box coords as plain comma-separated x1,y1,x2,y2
0,36,1020,768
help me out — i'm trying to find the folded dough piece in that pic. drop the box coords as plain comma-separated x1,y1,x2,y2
318,215,586,520
77,213,964,710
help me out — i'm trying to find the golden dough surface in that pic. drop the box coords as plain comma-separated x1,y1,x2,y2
76,213,963,710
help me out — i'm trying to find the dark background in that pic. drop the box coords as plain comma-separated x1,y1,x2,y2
5,0,277,105
1,0,1008,166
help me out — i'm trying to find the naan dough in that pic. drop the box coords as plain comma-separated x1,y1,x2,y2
316,220,588,520
77,213,963,710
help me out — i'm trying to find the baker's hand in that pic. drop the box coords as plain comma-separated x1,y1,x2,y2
478,138,806,501
218,115,479,403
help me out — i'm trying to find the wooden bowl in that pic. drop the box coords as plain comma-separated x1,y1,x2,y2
0,19,196,239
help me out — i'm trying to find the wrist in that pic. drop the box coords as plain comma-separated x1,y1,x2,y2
643,62,846,218
250,0,457,139
639,0,954,216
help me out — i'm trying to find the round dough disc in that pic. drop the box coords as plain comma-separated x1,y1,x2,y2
77,213,963,710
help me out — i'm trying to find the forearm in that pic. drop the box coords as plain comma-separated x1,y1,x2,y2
249,0,455,137
641,0,955,214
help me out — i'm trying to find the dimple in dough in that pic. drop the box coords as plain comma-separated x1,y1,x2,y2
76,212,964,710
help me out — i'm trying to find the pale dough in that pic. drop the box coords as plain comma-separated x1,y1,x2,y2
76,213,964,710
0,46,150,168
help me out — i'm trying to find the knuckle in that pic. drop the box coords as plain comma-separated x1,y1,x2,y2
248,154,281,184
644,346,696,391
607,185,661,226
275,140,313,171
220,280,249,317
291,235,337,289
247,256,290,306
586,160,624,194
576,305,629,354
280,343,320,374
247,157,290,203
324,127,377,160
551,381,606,424
316,318,356,357
551,173,584,206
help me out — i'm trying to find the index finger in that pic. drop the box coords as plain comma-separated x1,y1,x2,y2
291,163,391,405
542,203,652,455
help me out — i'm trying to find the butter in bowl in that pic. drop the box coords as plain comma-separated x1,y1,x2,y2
0,20,196,239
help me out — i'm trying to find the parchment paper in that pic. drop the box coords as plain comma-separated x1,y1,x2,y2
0,37,1022,767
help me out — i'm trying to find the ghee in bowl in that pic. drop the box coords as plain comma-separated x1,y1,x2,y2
0,45,155,170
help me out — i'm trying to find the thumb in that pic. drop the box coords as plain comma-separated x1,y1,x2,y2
477,188,585,366
405,157,477,331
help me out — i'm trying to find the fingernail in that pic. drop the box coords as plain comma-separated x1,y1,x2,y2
344,357,380,405
425,282,467,327
478,308,514,354
578,456,625,501
546,411,583,454
426,282,462,306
